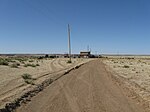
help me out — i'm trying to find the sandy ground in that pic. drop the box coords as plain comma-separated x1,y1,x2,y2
16,60,145,112
103,56,150,111
0,58,90,108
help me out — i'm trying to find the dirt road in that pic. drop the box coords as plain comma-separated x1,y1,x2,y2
0,58,90,108
16,60,145,112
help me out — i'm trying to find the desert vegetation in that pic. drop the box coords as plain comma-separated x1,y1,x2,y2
22,73,35,85
10,63,20,68
0,56,91,108
24,63,39,67
0,58,9,66
67,60,72,63
0,56,41,69
103,56,150,109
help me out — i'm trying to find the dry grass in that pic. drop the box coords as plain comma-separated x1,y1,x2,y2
22,73,35,85
0,57,91,108
103,56,150,108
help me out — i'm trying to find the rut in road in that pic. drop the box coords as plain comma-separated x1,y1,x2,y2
16,60,145,112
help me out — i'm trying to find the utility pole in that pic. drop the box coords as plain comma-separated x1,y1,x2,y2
68,24,71,62
87,45,89,52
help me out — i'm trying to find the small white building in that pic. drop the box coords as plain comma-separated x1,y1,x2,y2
80,51,91,58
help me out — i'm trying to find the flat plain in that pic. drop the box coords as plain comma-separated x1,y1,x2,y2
1,56,150,112
103,56,150,110
16,60,145,112
0,56,90,108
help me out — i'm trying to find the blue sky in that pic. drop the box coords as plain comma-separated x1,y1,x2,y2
0,0,150,54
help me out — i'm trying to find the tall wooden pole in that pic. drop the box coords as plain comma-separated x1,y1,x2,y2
68,24,71,62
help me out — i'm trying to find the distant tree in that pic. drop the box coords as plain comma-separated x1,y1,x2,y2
38,56,43,59
45,54,49,58
49,56,55,58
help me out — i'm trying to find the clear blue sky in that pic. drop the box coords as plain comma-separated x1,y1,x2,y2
0,0,150,54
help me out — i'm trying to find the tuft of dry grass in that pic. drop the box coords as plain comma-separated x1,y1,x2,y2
0,59,9,66
22,73,35,85
123,65,130,68
10,63,20,68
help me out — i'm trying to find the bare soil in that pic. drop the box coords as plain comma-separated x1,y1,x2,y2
103,56,150,111
0,58,90,108
16,59,145,112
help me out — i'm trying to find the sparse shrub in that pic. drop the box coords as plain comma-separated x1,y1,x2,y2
5,58,16,62
24,80,34,85
29,60,34,62
36,64,40,66
24,64,28,67
49,56,55,58
45,54,49,58
10,63,20,68
14,57,28,62
67,60,72,63
24,63,37,67
16,63,20,66
123,65,130,68
21,61,25,64
38,56,44,59
31,64,36,67
22,73,32,79
142,62,146,64
114,61,118,63
0,59,9,66
22,73,35,85
127,57,134,60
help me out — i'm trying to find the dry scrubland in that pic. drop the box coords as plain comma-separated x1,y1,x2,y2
103,56,150,110
16,60,145,112
0,56,90,108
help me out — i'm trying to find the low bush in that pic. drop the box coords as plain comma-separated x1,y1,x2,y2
29,60,34,62
67,60,72,63
114,61,118,63
0,59,9,66
24,63,37,67
123,65,130,68
36,64,40,66
24,80,34,85
10,63,20,68
5,58,16,62
14,57,28,62
22,73,35,85
22,73,32,79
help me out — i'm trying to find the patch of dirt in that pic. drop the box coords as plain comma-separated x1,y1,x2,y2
0,58,90,109
103,56,150,111
16,60,145,112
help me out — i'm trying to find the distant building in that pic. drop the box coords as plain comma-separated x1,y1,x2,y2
80,51,91,58
72,54,80,58
63,54,69,58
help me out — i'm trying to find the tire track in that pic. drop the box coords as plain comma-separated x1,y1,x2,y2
16,60,146,112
